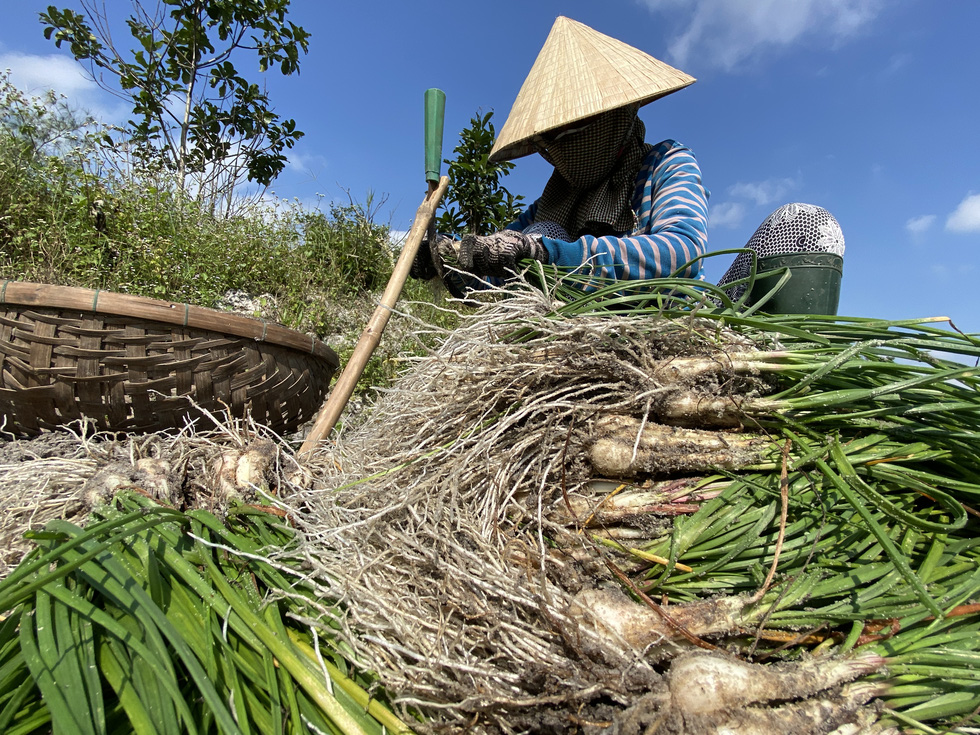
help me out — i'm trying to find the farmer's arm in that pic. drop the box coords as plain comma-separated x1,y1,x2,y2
504,203,539,232
537,141,709,284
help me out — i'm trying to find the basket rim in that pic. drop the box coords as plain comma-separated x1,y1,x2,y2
0,280,339,369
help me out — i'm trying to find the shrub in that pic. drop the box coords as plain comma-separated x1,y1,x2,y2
0,75,458,402
0,72,107,283
436,110,524,236
295,193,394,298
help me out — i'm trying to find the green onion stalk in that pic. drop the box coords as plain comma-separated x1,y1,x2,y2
522,261,980,731
0,493,413,735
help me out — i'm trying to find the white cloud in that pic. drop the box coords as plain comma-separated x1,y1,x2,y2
883,53,911,77
946,192,980,233
636,0,885,70
1,52,91,96
0,51,125,122
930,263,976,279
905,214,936,236
710,201,745,228
389,230,409,249
285,150,329,177
728,177,798,206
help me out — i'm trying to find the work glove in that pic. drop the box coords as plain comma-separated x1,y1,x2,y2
458,230,549,278
410,233,458,281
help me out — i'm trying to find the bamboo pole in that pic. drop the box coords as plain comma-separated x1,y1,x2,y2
298,175,449,455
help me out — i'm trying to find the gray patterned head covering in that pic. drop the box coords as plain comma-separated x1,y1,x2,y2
718,203,845,299
532,107,653,239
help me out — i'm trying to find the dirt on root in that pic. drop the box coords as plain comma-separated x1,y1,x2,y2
0,288,898,734
0,421,285,577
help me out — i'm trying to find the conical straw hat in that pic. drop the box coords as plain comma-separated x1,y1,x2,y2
489,17,696,162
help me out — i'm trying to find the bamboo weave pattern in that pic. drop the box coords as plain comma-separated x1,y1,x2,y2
0,300,337,437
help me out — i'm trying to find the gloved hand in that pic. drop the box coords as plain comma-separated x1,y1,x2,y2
410,233,458,281
458,230,549,278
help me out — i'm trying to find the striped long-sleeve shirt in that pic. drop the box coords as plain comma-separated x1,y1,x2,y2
508,139,709,287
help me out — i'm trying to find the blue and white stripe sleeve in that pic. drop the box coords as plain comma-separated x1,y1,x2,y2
539,141,709,285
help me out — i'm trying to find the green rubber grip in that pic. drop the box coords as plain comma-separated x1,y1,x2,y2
424,88,446,183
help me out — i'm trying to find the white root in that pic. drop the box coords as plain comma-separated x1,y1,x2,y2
581,526,660,540
455,350,785,383
572,589,892,734
652,353,788,382
211,438,278,501
667,651,886,714
611,654,889,735
651,392,782,428
685,689,890,735
236,440,277,489
134,457,172,499
555,489,699,526
589,415,769,478
567,587,753,653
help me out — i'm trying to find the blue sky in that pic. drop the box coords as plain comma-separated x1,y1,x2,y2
2,1,978,333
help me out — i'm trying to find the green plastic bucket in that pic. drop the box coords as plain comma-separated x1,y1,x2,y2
746,252,844,315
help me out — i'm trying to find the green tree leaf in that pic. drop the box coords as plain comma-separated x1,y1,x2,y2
436,110,524,237
40,0,310,214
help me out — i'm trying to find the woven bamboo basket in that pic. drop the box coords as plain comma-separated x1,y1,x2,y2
0,281,340,437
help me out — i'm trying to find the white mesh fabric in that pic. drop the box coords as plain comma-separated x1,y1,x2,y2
522,221,570,241
718,203,844,299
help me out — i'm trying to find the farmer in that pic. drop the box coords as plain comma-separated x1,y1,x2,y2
413,16,844,304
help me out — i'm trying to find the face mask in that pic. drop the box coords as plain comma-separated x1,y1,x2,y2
539,108,639,189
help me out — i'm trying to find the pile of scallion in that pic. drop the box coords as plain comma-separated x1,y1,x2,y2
0,264,978,734
0,492,410,735
542,271,980,732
